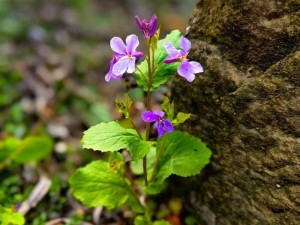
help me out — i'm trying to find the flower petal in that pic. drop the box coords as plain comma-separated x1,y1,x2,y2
188,61,204,73
126,34,139,55
110,37,126,55
163,42,181,58
153,111,165,118
112,57,130,75
126,57,136,73
135,16,143,30
178,61,195,82
105,73,112,82
149,14,158,37
179,36,191,54
157,123,165,137
162,119,174,132
142,111,159,122
164,57,179,64
132,51,143,58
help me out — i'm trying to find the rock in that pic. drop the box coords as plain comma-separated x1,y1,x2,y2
172,1,300,224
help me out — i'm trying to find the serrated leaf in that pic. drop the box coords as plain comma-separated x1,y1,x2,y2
135,30,181,91
70,160,144,212
116,93,133,118
82,121,153,161
0,206,25,225
149,131,211,194
12,136,53,164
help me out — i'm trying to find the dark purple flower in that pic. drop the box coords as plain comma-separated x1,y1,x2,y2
135,14,158,39
105,56,123,82
110,34,143,77
163,36,203,82
142,111,174,137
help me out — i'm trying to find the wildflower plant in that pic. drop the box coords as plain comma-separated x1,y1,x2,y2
70,14,211,224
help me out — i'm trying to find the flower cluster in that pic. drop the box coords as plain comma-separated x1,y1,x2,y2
105,14,204,137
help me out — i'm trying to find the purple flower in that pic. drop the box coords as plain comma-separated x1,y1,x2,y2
163,36,203,82
135,14,158,39
105,56,123,82
110,34,143,77
142,111,174,137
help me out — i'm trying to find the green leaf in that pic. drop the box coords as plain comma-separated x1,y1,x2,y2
173,112,191,126
12,136,53,164
82,121,153,161
0,137,21,163
134,215,151,225
161,97,174,120
0,206,25,225
116,93,133,118
149,131,211,194
70,160,144,212
145,182,166,195
135,30,181,91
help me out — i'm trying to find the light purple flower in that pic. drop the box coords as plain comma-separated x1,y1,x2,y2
109,34,143,77
135,14,158,39
105,56,123,82
163,36,203,82
142,111,174,137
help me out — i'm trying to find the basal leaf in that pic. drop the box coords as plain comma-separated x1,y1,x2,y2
82,121,153,161
149,131,211,194
135,30,181,91
70,160,144,212
12,136,53,164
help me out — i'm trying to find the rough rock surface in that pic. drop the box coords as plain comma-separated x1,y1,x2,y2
171,1,300,224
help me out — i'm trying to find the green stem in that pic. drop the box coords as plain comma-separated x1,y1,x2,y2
150,133,168,182
143,39,154,187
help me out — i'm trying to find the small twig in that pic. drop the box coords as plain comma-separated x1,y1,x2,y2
93,205,103,225
18,175,52,215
